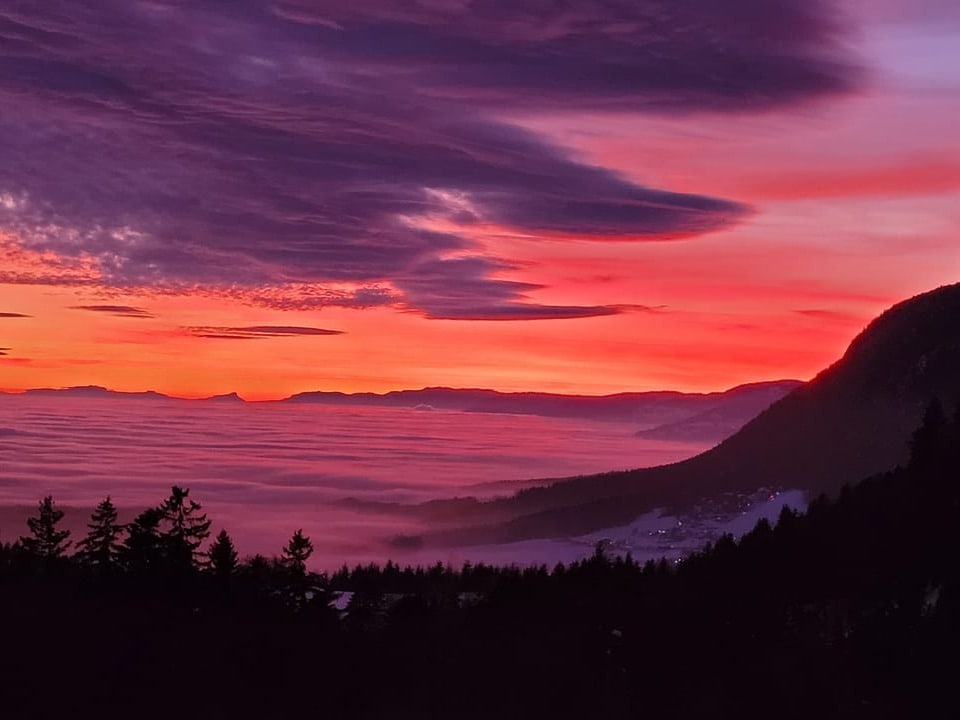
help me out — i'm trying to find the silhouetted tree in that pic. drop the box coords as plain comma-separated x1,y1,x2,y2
159,486,211,571
910,398,946,468
121,507,164,574
237,553,276,605
208,529,239,578
75,496,124,571
593,538,613,562
280,529,316,610
20,495,71,560
281,529,313,576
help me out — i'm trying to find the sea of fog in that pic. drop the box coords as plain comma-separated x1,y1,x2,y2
0,396,800,569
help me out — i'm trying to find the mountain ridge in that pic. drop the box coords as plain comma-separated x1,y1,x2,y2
415,282,960,546
2,380,801,425
283,380,802,424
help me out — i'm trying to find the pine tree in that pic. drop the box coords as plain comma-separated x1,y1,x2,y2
75,496,124,570
159,486,211,571
20,495,71,560
910,398,946,468
208,529,239,577
121,507,164,574
240,553,275,603
593,538,612,563
281,529,313,576
279,530,336,616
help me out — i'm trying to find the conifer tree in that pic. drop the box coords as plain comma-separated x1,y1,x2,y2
280,530,336,615
75,496,124,570
910,398,946,468
159,486,211,570
121,507,164,573
20,495,71,560
281,529,313,576
208,529,239,577
593,538,612,563
240,553,275,602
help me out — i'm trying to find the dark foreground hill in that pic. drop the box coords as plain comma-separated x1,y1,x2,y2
2,406,958,719
421,283,960,544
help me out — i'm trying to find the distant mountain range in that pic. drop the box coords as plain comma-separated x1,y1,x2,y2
283,381,801,431
2,381,801,437
399,282,960,547
6,386,246,403
14,386,171,400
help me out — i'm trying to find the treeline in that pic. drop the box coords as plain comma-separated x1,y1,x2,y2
1,400,958,719
2,485,327,612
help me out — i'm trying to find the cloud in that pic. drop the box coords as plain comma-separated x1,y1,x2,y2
210,284,400,312
276,0,857,112
0,312,30,318
185,325,344,340
392,255,660,320
425,305,623,322
70,305,155,319
0,1,856,319
794,309,864,323
0,347,10,356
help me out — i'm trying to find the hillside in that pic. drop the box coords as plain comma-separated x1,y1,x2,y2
424,283,960,544
635,380,801,441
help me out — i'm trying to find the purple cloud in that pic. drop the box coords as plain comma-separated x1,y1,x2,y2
186,325,343,340
277,0,857,112
0,1,856,320
228,286,399,313
70,305,154,319
0,312,30,318
393,256,624,320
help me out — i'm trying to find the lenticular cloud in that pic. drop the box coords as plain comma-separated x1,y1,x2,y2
0,0,856,319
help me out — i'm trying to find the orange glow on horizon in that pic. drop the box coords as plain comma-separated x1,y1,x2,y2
3,75,958,399
0,277,904,401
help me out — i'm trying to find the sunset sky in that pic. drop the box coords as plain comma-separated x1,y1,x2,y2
1,0,958,399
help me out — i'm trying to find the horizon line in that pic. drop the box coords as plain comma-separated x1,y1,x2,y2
0,378,806,403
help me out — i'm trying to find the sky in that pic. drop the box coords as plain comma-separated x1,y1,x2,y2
0,0,958,400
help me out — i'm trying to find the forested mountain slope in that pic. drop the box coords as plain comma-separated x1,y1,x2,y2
429,283,960,544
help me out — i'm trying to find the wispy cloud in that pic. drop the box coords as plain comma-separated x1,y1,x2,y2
0,312,30,318
0,1,857,320
277,0,857,112
794,309,865,324
185,325,344,340
70,305,155,319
